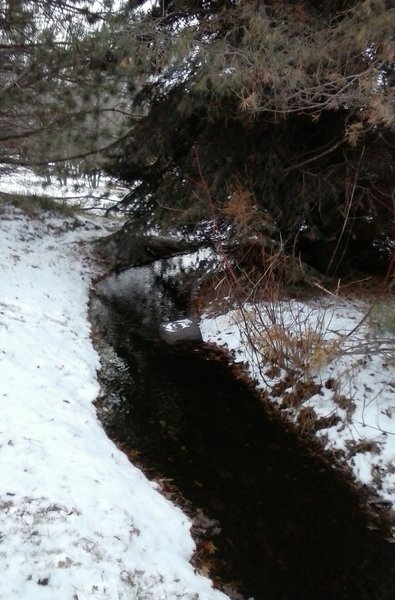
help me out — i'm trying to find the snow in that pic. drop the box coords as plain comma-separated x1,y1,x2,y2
0,165,127,213
0,201,228,600
200,297,395,513
163,319,196,332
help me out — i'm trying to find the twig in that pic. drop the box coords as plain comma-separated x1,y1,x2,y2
327,146,365,273
284,139,343,174
192,145,268,385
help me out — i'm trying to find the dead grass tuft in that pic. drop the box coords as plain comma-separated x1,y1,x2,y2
0,191,76,219
221,182,258,235
316,414,341,430
270,375,295,397
297,407,318,433
282,380,322,408
346,439,381,455
248,316,341,376
333,394,356,421
264,365,281,379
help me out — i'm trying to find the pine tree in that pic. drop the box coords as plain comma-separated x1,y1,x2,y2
1,1,394,278
105,0,395,278
0,0,132,174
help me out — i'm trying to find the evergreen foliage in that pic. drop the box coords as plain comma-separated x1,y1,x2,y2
0,0,394,278
105,0,395,277
0,0,132,172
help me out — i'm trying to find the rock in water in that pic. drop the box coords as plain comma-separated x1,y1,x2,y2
159,319,203,345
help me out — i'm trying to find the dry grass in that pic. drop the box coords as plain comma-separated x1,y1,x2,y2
346,439,381,455
233,300,343,378
0,191,76,219
296,407,318,433
333,393,356,421
221,182,258,235
369,298,395,336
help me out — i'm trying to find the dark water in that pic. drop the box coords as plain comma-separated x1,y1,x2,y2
92,261,395,600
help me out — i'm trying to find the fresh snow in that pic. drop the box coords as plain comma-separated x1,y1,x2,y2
0,202,228,600
200,298,395,514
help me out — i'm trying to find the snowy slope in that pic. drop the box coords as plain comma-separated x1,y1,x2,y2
0,203,228,600
0,165,126,212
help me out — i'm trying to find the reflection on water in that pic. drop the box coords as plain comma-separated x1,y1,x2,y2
92,263,395,600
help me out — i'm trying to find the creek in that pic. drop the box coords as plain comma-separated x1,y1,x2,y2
91,256,395,600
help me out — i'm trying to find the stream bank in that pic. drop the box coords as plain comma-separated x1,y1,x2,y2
90,256,395,600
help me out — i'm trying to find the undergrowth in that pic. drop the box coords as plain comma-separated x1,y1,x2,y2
0,191,76,218
369,300,395,337
200,195,395,442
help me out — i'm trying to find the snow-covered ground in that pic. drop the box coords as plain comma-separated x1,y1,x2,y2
0,165,127,212
0,200,228,600
200,297,395,515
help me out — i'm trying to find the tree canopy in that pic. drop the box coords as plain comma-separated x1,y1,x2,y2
102,0,394,279
1,0,394,279
0,0,132,170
